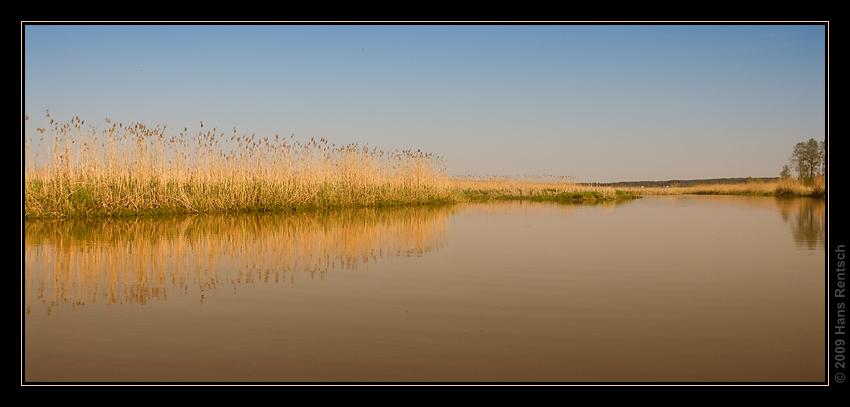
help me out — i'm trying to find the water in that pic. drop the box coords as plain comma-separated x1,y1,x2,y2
23,195,826,383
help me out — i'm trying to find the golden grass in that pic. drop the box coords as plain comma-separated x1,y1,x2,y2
24,114,454,219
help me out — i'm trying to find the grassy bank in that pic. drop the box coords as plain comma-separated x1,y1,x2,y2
448,176,641,203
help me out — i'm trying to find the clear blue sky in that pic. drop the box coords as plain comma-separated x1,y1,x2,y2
23,23,827,182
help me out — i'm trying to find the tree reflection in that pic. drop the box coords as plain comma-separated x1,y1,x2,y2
776,197,825,250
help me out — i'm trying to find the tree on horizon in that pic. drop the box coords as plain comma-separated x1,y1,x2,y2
788,138,824,185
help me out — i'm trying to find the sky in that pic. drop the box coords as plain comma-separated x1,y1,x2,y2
22,23,827,183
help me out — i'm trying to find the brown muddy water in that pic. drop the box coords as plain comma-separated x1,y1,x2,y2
23,195,826,383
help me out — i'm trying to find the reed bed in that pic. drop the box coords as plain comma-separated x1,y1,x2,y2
627,178,825,198
24,114,454,219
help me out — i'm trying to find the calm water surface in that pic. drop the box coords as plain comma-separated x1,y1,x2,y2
23,195,826,382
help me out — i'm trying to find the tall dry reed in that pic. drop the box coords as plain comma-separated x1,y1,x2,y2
24,114,454,219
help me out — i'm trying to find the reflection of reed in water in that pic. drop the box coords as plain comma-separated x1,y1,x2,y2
456,198,630,220
24,206,451,312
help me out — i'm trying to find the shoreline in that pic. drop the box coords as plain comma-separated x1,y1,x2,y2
23,116,824,221
626,179,825,198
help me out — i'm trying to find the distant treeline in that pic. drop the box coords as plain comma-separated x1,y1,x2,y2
584,177,780,188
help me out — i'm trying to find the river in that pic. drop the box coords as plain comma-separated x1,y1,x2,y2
23,195,826,383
